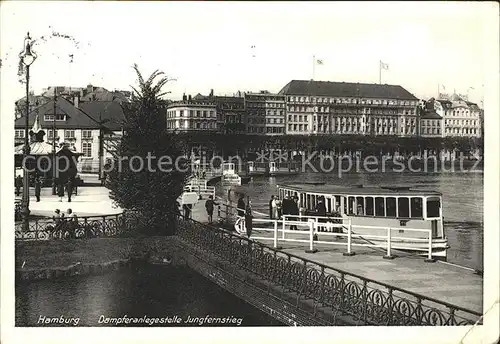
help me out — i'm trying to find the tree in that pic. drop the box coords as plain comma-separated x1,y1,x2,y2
107,64,189,236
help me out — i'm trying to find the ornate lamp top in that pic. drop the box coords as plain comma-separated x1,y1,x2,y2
19,32,37,67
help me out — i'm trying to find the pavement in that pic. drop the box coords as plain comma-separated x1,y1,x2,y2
16,186,122,217
189,200,483,315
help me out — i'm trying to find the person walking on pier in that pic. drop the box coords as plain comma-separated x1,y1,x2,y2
234,194,246,235
290,196,299,230
183,203,193,219
282,195,291,222
269,196,276,219
245,200,253,237
276,198,282,219
205,195,218,224
34,177,41,202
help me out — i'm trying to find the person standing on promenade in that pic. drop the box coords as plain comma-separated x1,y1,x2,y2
205,195,218,224
57,180,65,202
34,176,41,202
15,175,22,196
66,179,74,203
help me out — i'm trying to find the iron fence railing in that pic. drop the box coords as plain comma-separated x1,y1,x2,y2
175,214,482,326
14,213,141,240
15,210,483,326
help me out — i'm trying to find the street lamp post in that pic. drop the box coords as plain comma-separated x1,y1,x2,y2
19,32,37,231
52,90,57,195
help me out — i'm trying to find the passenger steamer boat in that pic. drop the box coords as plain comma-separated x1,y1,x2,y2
222,163,242,186
276,184,449,261
247,161,300,177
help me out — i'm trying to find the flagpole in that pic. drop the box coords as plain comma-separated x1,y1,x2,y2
379,61,381,84
313,55,315,80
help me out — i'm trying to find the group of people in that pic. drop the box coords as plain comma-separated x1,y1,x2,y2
269,195,300,221
51,208,79,238
14,175,76,203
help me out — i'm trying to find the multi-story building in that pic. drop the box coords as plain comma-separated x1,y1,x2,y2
166,94,218,132
213,94,246,134
419,111,443,137
424,95,481,138
278,80,419,136
438,99,481,138
15,96,126,173
244,91,286,135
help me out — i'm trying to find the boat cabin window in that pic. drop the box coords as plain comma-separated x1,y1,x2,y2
348,197,355,215
397,197,409,218
410,197,423,218
426,199,441,218
386,197,397,217
365,197,374,215
334,196,341,212
356,196,364,215
326,198,332,212
375,197,385,216
342,196,347,214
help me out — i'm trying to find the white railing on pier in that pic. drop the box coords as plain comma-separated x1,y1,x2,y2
249,216,436,261
214,204,437,261
184,185,216,199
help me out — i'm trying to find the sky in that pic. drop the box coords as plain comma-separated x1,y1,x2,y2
0,1,497,117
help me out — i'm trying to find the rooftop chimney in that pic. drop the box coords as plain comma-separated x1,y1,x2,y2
74,94,80,108
188,95,192,101
86,84,93,95
210,89,214,97
183,93,187,101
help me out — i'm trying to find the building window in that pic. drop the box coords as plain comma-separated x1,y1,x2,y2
64,130,75,139
82,141,92,157
15,130,25,138
82,130,92,139
44,114,65,121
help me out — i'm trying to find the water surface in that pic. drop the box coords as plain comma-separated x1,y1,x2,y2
16,264,285,327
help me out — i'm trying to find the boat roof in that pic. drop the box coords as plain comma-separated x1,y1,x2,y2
278,183,442,197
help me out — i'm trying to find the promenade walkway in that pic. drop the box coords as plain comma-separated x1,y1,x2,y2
16,186,122,218
189,200,483,314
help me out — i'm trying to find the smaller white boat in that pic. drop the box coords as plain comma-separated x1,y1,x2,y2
221,163,241,186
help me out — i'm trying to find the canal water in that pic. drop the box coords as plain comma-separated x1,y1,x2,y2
220,170,484,271
16,263,285,327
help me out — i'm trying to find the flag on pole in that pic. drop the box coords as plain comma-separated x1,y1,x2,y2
316,59,324,65
380,61,389,70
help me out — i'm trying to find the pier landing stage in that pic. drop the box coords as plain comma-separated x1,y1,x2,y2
190,201,483,314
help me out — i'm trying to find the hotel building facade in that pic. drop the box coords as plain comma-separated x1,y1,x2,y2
278,80,420,137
